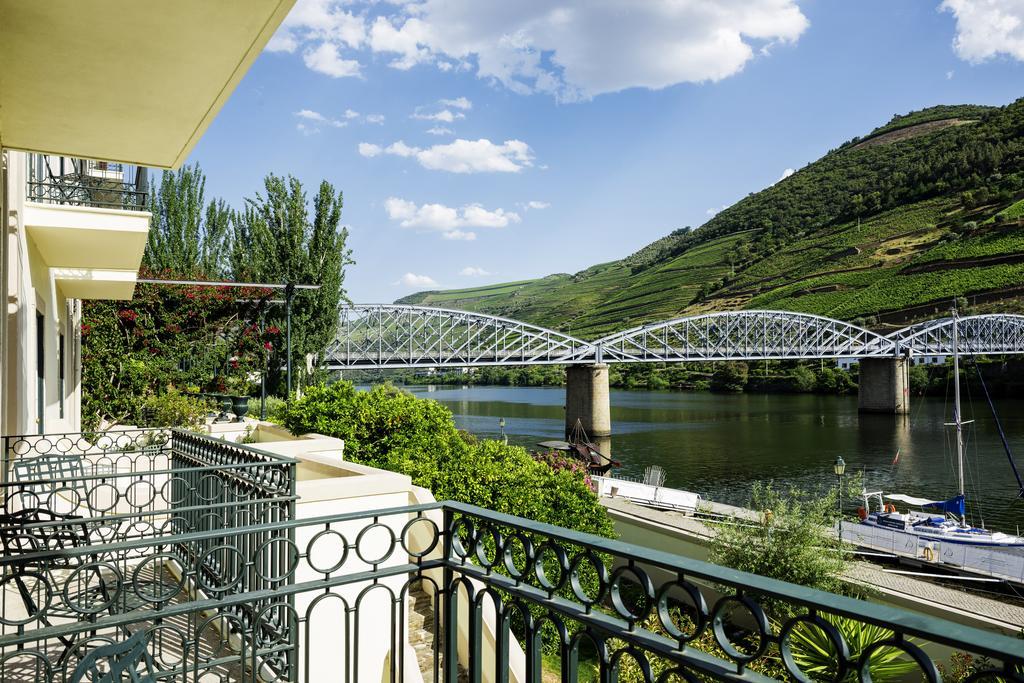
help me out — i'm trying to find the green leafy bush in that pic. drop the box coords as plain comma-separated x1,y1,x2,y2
136,389,208,430
710,482,851,596
280,382,614,538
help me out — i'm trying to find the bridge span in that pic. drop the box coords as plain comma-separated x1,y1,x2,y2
326,305,1024,436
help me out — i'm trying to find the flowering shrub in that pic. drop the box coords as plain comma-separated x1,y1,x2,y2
531,449,593,488
81,268,279,429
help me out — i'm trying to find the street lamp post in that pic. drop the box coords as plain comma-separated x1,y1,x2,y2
834,455,846,538
499,417,506,443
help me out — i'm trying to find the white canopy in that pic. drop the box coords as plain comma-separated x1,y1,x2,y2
884,493,938,507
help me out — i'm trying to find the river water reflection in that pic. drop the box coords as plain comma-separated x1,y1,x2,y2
397,384,1024,533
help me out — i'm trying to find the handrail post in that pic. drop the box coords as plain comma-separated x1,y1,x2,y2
442,505,458,683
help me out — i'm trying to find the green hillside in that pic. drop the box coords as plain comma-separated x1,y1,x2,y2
399,100,1024,338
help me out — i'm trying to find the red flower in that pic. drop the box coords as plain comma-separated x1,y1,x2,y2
264,341,273,350
266,326,281,335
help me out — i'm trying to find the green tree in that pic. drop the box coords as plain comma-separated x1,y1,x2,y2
908,365,929,395
711,361,748,392
232,175,353,395
788,365,817,392
144,164,232,277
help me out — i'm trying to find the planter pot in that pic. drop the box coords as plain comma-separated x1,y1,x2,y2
219,395,233,413
231,395,250,420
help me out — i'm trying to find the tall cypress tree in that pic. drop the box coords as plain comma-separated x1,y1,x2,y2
143,163,232,278
232,174,353,395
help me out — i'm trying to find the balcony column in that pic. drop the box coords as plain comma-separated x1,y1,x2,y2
565,364,611,437
857,357,910,414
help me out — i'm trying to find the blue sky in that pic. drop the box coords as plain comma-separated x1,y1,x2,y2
188,0,1024,303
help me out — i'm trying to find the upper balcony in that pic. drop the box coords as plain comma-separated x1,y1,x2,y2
22,154,151,300
0,428,1022,682
26,156,148,212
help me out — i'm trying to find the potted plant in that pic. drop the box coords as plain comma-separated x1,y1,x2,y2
225,373,250,421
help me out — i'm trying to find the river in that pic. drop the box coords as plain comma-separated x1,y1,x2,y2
398,384,1024,534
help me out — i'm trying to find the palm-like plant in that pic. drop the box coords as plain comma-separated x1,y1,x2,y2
784,614,919,682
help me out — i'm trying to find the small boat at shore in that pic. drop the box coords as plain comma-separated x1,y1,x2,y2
858,307,1024,551
536,419,620,475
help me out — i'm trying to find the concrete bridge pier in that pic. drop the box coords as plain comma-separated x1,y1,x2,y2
858,357,910,414
565,364,611,437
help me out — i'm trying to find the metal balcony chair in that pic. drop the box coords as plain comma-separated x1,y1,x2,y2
0,455,153,667
10,453,89,514
69,630,156,683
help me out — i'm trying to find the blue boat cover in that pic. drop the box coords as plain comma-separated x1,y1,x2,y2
922,494,965,517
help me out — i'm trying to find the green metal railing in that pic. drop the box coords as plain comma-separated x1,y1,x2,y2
0,428,298,681
1,495,1022,682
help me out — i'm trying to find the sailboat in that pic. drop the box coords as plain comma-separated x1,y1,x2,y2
858,307,1024,550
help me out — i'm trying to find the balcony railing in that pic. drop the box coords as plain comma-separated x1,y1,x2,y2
0,431,1022,682
25,154,148,211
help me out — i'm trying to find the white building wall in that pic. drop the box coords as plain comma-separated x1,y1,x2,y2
3,150,83,436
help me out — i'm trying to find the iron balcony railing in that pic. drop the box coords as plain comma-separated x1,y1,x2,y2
25,154,148,211
0,428,297,681
1,488,1022,681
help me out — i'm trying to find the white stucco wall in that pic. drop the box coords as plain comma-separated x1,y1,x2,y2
2,150,82,437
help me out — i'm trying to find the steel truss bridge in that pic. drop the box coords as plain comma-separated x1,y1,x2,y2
325,305,1024,370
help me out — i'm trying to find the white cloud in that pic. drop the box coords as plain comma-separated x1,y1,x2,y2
941,0,1024,62
706,204,728,216
777,168,795,183
303,42,361,78
426,126,453,136
460,266,490,276
267,32,299,53
358,142,383,157
411,108,464,122
366,113,386,124
274,0,366,51
395,272,439,288
946,69,956,79
294,109,348,132
363,138,534,173
369,14,432,69
344,109,360,119
365,1,807,101
385,140,419,157
384,197,520,239
525,200,550,210
440,97,472,110
273,1,808,100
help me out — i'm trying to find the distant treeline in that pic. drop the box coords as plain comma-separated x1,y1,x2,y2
344,356,1024,398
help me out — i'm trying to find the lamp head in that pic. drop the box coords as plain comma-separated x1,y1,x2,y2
834,455,846,476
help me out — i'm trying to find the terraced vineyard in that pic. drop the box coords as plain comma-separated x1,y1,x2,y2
400,100,1024,338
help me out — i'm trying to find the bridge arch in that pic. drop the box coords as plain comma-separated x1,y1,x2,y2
592,310,896,362
325,305,595,369
887,314,1024,356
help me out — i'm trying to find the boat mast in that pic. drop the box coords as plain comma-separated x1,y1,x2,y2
952,304,966,526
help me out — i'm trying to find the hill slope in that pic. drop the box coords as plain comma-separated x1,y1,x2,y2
400,101,1024,338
